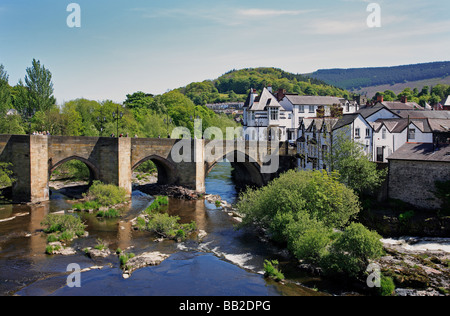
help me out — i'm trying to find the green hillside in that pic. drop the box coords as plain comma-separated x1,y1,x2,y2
177,67,351,105
308,61,450,91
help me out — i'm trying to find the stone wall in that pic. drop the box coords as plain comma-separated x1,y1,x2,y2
388,159,450,209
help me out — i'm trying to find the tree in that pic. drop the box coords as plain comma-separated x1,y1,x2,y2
325,129,386,195
0,64,11,115
24,59,56,115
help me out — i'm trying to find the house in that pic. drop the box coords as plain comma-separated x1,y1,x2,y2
243,87,291,141
296,113,373,171
371,118,434,162
243,87,361,142
387,143,450,209
434,96,450,111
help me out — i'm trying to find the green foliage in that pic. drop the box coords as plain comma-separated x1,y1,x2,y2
263,260,285,281
378,275,396,296
24,59,56,116
51,159,90,181
237,170,360,240
73,200,102,211
398,210,415,222
326,129,386,195
135,196,196,241
144,196,169,214
119,252,135,268
84,181,128,207
309,61,450,90
322,223,384,278
0,162,15,188
96,209,121,219
41,214,86,242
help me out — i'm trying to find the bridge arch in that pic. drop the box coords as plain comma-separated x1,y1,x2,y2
132,155,177,185
205,150,264,189
49,155,100,183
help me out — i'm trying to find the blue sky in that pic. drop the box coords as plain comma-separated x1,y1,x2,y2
0,0,449,104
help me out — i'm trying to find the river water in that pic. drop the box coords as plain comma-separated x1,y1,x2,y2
0,162,328,296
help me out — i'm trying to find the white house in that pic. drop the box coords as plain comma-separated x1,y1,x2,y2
372,118,437,162
296,113,373,171
243,87,291,141
243,87,361,142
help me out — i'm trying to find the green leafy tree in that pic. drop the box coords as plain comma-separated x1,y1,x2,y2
0,162,15,188
24,59,56,115
0,64,11,115
325,129,386,195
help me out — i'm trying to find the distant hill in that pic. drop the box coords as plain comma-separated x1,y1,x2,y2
307,61,450,92
178,67,350,106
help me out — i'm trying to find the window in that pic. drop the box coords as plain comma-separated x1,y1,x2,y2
382,128,386,140
270,107,279,120
299,105,305,113
355,128,360,138
409,128,416,140
366,128,370,138
309,105,315,113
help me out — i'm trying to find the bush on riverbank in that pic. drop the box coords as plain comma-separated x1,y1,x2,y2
237,170,384,281
84,181,128,206
134,196,196,242
41,214,87,245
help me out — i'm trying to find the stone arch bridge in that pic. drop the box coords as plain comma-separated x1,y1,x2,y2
0,135,297,203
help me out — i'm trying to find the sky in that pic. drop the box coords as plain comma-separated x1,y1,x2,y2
0,0,449,104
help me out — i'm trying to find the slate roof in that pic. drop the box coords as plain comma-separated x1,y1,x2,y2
285,95,344,106
387,143,450,162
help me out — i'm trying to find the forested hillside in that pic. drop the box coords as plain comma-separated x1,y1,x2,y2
308,61,450,91
177,67,351,105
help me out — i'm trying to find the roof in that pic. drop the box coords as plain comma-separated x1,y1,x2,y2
442,96,450,106
301,117,339,132
387,143,450,163
332,113,361,131
381,101,421,111
372,118,437,133
396,110,450,119
285,95,344,106
357,104,399,119
246,88,285,111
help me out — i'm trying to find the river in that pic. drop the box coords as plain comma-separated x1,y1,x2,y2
0,162,329,296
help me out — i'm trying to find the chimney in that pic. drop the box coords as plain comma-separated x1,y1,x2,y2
401,96,407,103
376,95,384,103
276,88,286,101
267,85,273,93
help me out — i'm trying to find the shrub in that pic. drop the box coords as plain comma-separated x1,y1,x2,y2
378,275,396,296
145,196,169,214
322,223,384,278
263,260,285,281
237,170,360,242
289,223,333,264
41,214,86,237
96,209,121,219
398,210,415,222
85,181,128,207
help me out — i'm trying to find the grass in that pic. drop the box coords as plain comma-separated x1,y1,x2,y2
263,260,285,282
134,196,197,242
96,208,121,219
83,181,128,207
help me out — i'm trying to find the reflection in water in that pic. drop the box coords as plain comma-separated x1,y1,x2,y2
0,162,325,296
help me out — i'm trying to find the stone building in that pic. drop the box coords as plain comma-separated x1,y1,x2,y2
387,143,450,210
